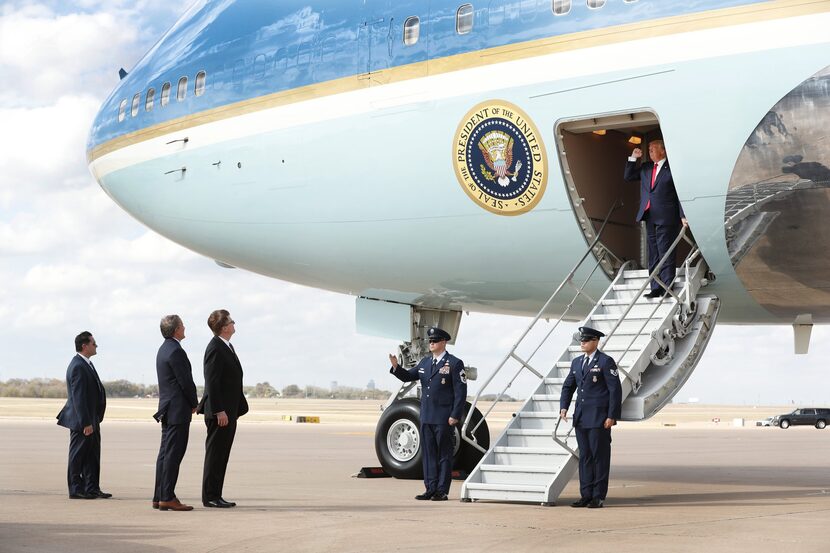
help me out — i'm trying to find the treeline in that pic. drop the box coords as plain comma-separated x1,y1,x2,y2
0,379,390,400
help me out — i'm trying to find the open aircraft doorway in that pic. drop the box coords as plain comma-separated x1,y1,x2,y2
555,111,691,279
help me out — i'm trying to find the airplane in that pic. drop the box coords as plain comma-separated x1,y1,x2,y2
86,0,830,504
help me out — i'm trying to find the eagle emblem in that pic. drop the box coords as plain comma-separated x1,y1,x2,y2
478,131,523,187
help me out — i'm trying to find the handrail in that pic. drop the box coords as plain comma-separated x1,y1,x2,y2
461,199,623,453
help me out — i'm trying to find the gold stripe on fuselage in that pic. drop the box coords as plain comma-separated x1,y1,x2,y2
88,0,828,163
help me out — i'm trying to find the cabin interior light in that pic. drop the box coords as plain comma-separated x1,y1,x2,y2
592,129,607,136
628,133,643,144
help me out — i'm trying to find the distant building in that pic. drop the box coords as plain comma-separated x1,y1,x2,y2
330,381,338,392
366,379,375,390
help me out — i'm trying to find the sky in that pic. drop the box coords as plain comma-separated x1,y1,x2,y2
1,0,829,406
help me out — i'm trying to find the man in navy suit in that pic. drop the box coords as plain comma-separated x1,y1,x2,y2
624,140,688,297
388,326,467,501
559,327,622,509
152,315,198,511
56,331,111,500
197,309,248,508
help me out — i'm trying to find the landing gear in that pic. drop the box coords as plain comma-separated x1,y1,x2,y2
374,399,490,479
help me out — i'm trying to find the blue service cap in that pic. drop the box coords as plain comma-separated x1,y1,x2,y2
578,326,605,341
427,327,451,342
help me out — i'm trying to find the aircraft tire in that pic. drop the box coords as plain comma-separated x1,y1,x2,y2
375,399,423,479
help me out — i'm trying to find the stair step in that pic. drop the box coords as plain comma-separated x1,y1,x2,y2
543,377,565,385
531,394,560,401
590,313,665,321
494,446,566,455
479,464,558,474
602,297,676,306
517,412,560,418
464,482,547,493
507,429,555,437
556,361,632,369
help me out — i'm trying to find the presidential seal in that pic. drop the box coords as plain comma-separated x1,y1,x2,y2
453,100,547,215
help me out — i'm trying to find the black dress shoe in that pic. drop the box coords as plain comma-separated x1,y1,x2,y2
644,289,660,299
570,498,591,508
90,490,112,499
414,491,435,500
587,498,604,509
217,498,236,507
69,493,95,499
430,492,448,501
203,499,232,508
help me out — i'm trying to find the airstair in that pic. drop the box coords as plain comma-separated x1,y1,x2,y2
460,210,720,505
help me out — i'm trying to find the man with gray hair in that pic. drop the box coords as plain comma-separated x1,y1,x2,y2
152,315,198,511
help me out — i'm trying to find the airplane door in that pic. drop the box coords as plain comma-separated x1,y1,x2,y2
359,0,393,83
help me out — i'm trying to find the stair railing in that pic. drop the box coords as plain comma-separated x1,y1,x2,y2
461,200,623,454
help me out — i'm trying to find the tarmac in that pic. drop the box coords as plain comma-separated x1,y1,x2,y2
1,399,829,553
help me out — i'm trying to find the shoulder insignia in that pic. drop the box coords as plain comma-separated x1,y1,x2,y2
460,369,467,384
610,369,618,377
453,100,547,216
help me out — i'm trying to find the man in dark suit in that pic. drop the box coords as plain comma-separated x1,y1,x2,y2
197,309,248,508
559,326,622,509
388,327,467,501
152,315,198,511
624,140,688,297
56,331,111,500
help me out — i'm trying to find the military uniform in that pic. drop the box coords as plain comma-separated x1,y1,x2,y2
560,327,622,507
390,327,467,499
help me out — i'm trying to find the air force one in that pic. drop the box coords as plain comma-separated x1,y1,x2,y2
87,0,830,503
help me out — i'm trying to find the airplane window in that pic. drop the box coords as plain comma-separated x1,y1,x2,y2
130,93,140,117
587,0,605,8
145,88,155,111
118,99,127,122
552,0,571,15
195,71,206,97
457,4,474,35
404,16,420,45
161,82,171,107
177,76,188,102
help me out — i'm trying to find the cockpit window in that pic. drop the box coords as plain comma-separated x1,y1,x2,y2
195,71,207,97
145,88,155,111
552,0,571,14
130,93,140,117
160,82,171,107
456,4,473,35
404,16,420,45
177,76,188,101
118,99,128,122
587,0,606,8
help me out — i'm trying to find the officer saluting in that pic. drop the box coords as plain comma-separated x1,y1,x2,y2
388,327,467,501
559,326,622,509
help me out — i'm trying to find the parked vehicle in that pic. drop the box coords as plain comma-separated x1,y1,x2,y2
755,417,774,427
772,408,830,429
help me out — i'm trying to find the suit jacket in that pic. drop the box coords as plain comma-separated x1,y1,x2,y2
154,338,198,425
559,350,622,429
197,336,248,420
624,159,685,225
390,352,467,424
56,354,107,431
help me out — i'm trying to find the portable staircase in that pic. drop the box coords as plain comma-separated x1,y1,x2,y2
460,216,720,505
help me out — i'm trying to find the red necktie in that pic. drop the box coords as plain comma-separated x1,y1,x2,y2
644,163,658,212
